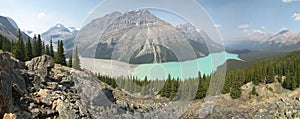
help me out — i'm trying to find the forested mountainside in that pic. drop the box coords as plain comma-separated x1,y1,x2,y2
98,50,300,100
223,50,300,98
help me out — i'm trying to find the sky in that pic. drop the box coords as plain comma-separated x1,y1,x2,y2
0,0,300,41
198,0,300,40
0,0,100,34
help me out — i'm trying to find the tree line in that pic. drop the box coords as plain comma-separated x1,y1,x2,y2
222,50,300,98
97,50,300,100
97,72,209,101
0,29,80,70
0,34,13,52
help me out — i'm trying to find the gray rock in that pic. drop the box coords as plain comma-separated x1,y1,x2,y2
116,100,129,110
46,82,58,90
28,103,36,110
36,89,53,106
31,108,41,118
55,99,77,119
26,55,54,74
0,53,27,115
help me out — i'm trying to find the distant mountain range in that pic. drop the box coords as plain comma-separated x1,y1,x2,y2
75,10,222,64
41,24,78,52
227,30,300,52
0,15,30,42
1,11,223,64
6,10,300,64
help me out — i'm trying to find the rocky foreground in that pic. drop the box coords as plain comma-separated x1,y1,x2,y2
182,82,300,119
0,52,90,119
0,51,175,119
1,51,300,119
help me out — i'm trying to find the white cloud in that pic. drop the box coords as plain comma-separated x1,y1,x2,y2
213,24,221,28
282,0,292,3
292,13,300,21
261,26,265,29
238,24,249,29
242,29,264,34
36,12,45,19
242,29,248,32
252,29,264,34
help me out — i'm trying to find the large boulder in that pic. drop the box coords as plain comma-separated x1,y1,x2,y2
0,53,27,116
26,55,54,74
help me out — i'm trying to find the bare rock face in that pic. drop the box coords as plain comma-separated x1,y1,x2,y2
0,53,27,116
76,10,218,64
26,55,54,73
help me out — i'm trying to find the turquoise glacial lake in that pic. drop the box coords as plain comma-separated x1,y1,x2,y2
132,52,242,80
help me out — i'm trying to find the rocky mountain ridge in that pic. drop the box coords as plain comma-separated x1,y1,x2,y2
0,15,30,42
228,30,300,52
75,10,219,64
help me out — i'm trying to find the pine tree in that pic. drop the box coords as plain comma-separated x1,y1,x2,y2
49,40,54,57
73,46,81,70
283,71,297,90
195,73,209,99
250,86,259,96
1,39,11,52
1,39,5,51
45,45,50,55
42,41,45,55
0,36,2,50
141,76,150,96
25,37,33,61
67,54,72,67
36,34,42,56
12,29,25,61
7,39,12,52
54,40,66,65
169,78,178,100
32,35,38,57
230,87,242,99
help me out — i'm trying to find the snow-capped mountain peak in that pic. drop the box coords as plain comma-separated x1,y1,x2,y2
55,23,64,28
41,24,78,51
67,27,76,32
276,29,289,36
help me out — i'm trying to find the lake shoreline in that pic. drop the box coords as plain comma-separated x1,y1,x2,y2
80,52,242,80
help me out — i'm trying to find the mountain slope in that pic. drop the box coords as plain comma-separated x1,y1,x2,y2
76,10,219,64
0,15,30,42
176,23,223,53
